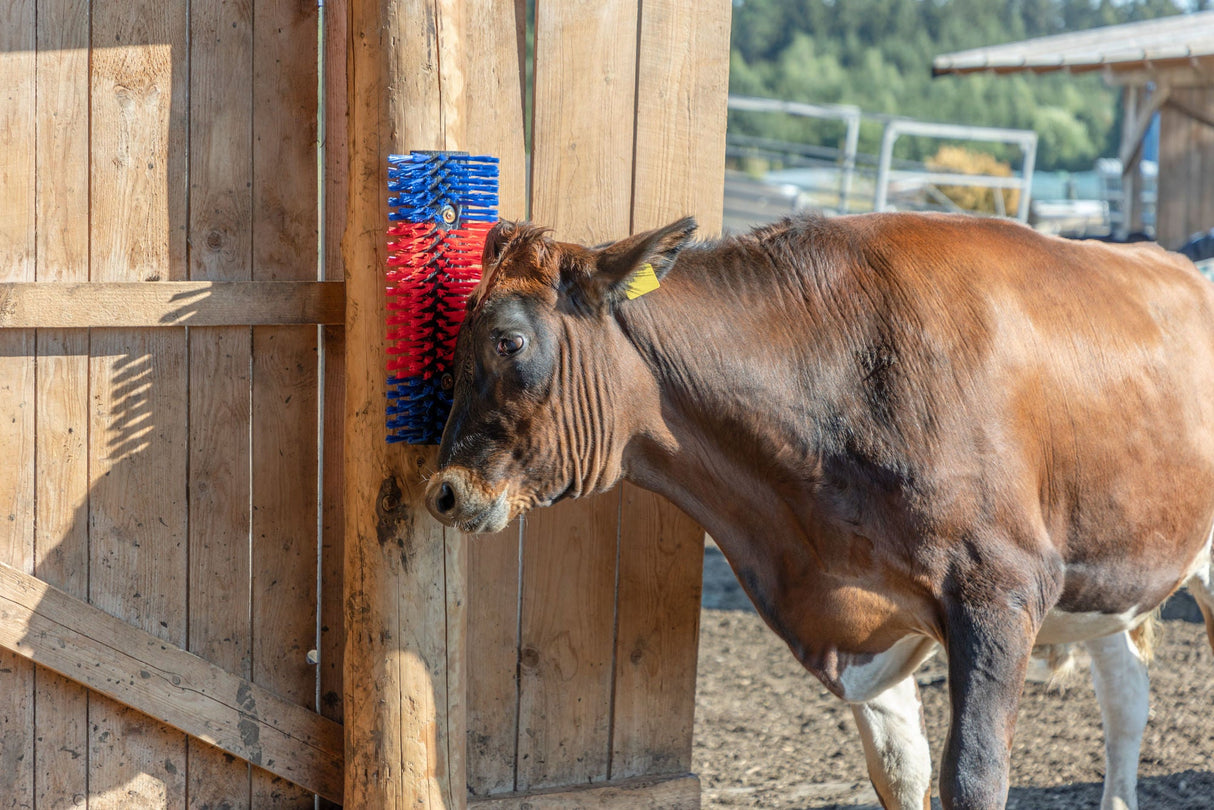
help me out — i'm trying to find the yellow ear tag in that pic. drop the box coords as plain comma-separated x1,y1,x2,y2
625,262,660,300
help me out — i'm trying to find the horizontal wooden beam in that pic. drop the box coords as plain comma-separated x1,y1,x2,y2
0,561,343,803
468,774,700,809
1103,60,1214,87
0,281,345,327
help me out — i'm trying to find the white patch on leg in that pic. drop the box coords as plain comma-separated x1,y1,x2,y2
1087,631,1149,810
851,675,933,810
835,635,938,704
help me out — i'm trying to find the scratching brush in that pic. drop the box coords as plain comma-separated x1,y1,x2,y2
385,151,499,444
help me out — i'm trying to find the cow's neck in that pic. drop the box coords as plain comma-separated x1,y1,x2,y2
614,247,917,662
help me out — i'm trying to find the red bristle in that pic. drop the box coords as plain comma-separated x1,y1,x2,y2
385,221,492,392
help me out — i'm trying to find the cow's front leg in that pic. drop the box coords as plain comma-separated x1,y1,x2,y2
940,602,1037,810
851,674,932,810
1087,631,1148,810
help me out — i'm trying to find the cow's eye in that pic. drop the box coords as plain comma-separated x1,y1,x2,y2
497,334,526,357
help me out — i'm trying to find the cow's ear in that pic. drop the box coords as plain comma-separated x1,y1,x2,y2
589,216,697,306
482,220,516,267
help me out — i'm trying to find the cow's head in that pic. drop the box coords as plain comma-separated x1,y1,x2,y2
424,216,697,532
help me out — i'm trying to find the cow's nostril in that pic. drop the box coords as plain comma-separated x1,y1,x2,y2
436,482,456,515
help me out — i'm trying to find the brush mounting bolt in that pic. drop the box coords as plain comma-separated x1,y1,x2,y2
440,204,458,226
440,373,454,391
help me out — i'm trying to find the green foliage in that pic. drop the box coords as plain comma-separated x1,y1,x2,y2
729,0,1194,171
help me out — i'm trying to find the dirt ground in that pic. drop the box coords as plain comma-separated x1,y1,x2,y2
694,545,1214,809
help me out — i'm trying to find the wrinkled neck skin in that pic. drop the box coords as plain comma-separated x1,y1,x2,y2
543,315,652,503
615,253,821,551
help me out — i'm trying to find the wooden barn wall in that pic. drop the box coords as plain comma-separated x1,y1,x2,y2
465,0,732,801
0,0,334,807
1158,86,1214,250
1,0,729,805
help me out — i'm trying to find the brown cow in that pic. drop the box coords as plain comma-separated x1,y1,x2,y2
425,213,1214,810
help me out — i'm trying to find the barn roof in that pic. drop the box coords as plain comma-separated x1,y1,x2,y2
932,11,1214,77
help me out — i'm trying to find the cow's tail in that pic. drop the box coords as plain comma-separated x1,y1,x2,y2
1186,579,1214,651
1128,610,1159,664
1027,642,1084,687
1183,528,1214,651
1029,612,1159,688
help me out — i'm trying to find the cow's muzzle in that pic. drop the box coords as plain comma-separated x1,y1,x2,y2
425,468,511,533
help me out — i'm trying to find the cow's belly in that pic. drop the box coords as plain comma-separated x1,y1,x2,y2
1040,524,1214,645
1035,604,1147,645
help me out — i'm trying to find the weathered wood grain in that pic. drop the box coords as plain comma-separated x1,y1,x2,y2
517,0,640,792
629,0,730,238
32,0,92,803
610,0,729,781
342,0,537,805
460,0,530,798
0,281,345,327
468,774,700,810
321,10,350,789
0,0,36,803
1158,88,1191,249
252,325,320,808
0,560,343,802
250,0,321,802
87,329,190,810
188,324,254,809
466,523,522,797
186,0,256,803
516,497,621,790
530,0,638,244
88,2,190,802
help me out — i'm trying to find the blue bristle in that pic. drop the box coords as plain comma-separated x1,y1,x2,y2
387,152,500,224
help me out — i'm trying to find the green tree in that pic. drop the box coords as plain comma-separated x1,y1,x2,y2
729,0,1192,170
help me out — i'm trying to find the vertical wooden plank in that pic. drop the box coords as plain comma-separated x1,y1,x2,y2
187,0,256,807
89,0,190,805
34,0,92,804
516,498,621,790
460,0,529,798
530,0,637,243
1197,87,1214,241
515,0,639,792
251,0,320,804
610,0,729,781
611,488,704,778
1181,87,1204,248
0,0,36,804
250,327,319,808
1158,94,1189,249
319,326,345,728
87,333,190,810
465,524,521,796
628,0,730,237
320,9,349,807
91,3,188,285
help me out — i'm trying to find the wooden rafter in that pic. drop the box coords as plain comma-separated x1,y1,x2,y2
1120,84,1172,168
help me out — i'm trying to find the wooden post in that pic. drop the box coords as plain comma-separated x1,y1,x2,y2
342,0,458,805
1118,85,1140,240
342,1,523,807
